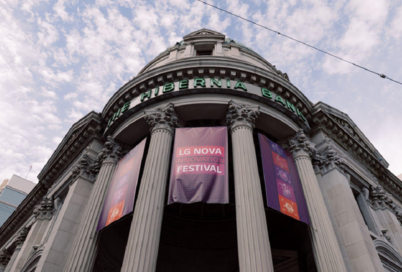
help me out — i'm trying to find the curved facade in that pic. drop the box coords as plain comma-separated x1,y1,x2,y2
1,29,402,272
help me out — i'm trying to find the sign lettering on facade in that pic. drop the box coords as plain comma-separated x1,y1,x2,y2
106,78,307,128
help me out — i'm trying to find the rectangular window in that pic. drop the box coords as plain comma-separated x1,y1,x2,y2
196,50,213,56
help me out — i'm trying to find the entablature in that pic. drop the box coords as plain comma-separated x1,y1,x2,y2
101,58,314,136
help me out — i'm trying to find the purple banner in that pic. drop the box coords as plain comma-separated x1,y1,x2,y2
168,127,229,204
97,138,146,231
258,134,310,225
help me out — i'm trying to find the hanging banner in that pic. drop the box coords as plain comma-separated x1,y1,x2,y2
97,138,146,231
168,127,228,204
258,134,310,224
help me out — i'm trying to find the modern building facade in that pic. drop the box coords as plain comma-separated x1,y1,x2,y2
1,29,402,272
0,175,35,227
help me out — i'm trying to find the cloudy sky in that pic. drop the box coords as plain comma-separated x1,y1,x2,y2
1,0,402,182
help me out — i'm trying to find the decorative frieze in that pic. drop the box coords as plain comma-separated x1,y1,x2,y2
226,100,260,132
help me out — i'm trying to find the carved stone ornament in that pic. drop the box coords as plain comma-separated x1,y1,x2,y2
384,195,397,212
15,227,29,246
0,248,11,266
395,210,402,224
71,154,96,182
98,136,123,164
371,186,402,224
371,185,386,209
33,196,54,221
225,100,260,131
144,103,178,134
287,129,315,157
313,137,345,170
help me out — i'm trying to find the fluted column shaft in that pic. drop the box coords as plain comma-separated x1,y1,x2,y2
64,144,120,272
232,125,274,272
121,103,178,272
121,127,173,272
226,100,274,272
289,131,347,272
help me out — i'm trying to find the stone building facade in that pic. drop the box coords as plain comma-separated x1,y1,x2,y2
1,29,402,272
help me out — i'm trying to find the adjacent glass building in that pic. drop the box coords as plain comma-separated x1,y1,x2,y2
1,29,402,272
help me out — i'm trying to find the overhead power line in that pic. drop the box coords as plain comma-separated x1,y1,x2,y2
197,0,402,86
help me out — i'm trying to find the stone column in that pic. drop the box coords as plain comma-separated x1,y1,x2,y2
288,130,347,272
226,100,274,272
4,227,29,272
63,137,122,272
121,103,178,272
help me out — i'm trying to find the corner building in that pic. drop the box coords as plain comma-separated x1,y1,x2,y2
1,29,402,272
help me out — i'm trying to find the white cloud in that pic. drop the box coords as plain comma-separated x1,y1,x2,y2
1,0,402,183
54,0,73,22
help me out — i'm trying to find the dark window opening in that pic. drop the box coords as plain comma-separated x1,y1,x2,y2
196,50,213,56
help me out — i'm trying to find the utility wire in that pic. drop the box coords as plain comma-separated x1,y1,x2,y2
197,0,402,86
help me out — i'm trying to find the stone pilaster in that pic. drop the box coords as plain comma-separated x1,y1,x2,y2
121,103,178,272
63,137,122,272
289,130,347,272
313,137,384,272
371,186,402,257
4,227,29,272
35,152,96,271
226,100,274,272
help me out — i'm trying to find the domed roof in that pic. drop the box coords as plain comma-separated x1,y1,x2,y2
141,28,289,82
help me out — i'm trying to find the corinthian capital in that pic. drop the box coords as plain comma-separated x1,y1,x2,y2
144,103,178,135
288,129,315,158
0,248,11,267
371,185,386,209
226,100,260,132
98,136,123,164
71,154,96,182
313,137,345,170
33,196,54,221
15,227,29,246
